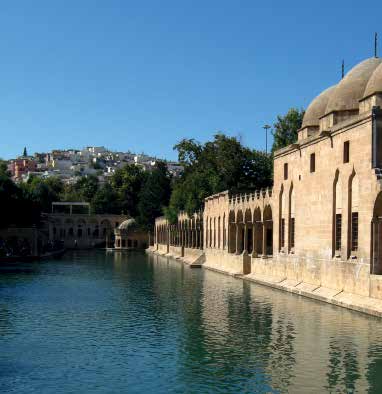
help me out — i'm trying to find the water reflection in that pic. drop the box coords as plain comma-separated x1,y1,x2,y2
1,251,382,393
326,338,360,393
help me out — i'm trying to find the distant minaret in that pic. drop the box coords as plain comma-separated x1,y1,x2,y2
375,32,378,58
342,60,345,79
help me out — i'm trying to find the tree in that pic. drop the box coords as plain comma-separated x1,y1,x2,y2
165,133,273,218
22,176,64,214
271,108,305,153
0,159,9,176
23,147,28,157
137,161,172,229
0,168,35,227
75,175,99,202
110,164,147,216
91,183,121,214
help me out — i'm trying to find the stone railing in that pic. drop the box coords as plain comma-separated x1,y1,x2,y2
228,187,273,206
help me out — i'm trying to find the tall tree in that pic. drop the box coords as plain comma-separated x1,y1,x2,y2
137,161,172,229
91,183,121,214
22,176,64,213
166,133,273,219
110,164,147,216
271,108,305,153
23,147,28,157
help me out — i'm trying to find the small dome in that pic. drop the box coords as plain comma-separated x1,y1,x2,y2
118,218,136,231
302,85,337,128
364,62,382,98
325,57,382,114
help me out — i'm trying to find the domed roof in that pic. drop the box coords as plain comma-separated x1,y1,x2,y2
302,85,337,128
118,218,136,231
325,57,382,114
364,62,382,98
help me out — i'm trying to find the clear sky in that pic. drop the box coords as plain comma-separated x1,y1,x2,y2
1,0,382,160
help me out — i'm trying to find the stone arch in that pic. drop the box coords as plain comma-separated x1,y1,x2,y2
228,210,236,253
263,204,273,256
253,207,262,256
244,208,253,254
77,218,86,238
65,218,74,238
236,209,244,254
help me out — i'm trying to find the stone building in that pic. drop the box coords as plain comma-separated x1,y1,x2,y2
114,218,148,249
154,212,204,266
8,157,37,180
45,202,128,249
152,56,382,312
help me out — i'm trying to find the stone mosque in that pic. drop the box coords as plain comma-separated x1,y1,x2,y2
150,53,382,316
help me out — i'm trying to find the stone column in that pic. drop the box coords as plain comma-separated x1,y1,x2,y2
243,224,248,254
262,222,267,258
235,224,240,254
227,223,231,253
252,224,257,257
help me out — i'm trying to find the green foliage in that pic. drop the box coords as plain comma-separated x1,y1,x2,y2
22,176,64,214
166,133,273,218
271,108,305,153
0,160,9,176
23,147,27,157
0,167,35,227
91,183,121,214
137,161,172,229
110,164,147,216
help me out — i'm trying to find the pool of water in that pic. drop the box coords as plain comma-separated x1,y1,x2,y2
1,251,382,393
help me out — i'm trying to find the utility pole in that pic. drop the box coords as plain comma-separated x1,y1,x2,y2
263,125,271,154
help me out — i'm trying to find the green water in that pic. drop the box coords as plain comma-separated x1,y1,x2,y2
1,250,382,393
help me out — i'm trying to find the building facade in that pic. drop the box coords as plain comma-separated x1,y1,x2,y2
152,56,382,309
44,202,128,249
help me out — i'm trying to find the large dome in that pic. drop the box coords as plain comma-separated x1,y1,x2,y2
118,218,136,231
302,85,337,128
364,62,382,98
325,57,382,114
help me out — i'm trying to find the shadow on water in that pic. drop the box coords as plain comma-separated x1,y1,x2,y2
1,251,382,393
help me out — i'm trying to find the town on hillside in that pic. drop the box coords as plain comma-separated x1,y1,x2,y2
7,146,183,184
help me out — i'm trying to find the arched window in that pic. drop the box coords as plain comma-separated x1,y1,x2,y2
333,170,342,256
349,173,359,255
289,185,295,251
279,185,285,251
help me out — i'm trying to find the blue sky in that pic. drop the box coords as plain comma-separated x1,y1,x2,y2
1,0,381,160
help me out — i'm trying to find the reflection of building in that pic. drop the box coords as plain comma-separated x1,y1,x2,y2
114,219,148,249
45,202,128,249
152,56,382,311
